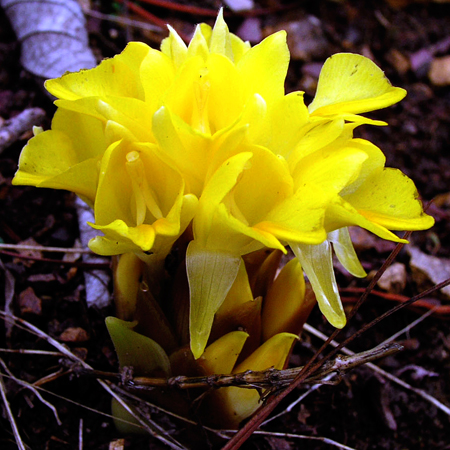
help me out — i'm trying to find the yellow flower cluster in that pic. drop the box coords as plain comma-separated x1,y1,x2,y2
13,10,433,359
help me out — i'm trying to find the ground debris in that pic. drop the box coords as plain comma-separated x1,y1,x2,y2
406,245,450,299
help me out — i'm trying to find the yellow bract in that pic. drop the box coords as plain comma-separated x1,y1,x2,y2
13,10,434,359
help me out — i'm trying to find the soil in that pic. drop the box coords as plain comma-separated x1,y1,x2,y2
0,1,450,449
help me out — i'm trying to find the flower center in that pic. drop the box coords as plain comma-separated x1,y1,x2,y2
192,67,211,135
125,150,163,225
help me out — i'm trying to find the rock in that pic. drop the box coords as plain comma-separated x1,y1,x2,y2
429,55,450,86
223,0,254,12
386,48,410,75
236,17,262,43
377,262,407,294
265,16,328,61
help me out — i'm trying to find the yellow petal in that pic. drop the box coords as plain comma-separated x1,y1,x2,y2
209,8,233,60
206,54,245,133
193,152,253,246
219,332,298,427
325,198,408,243
292,143,368,193
12,128,100,202
255,91,309,159
216,259,254,316
262,258,309,341
254,191,328,245
152,106,207,195
198,331,249,374
339,138,386,196
288,119,345,171
139,48,176,106
55,96,155,143
113,253,144,320
291,241,347,328
230,33,251,63
161,25,188,68
309,53,406,116
46,42,149,101
342,168,435,231
237,30,289,105
186,24,210,60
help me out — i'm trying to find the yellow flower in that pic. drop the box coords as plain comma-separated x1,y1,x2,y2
87,140,197,257
12,10,434,355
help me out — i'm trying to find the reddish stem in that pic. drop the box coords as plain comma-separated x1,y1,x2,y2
0,250,110,270
136,0,297,17
118,1,192,42
341,287,450,317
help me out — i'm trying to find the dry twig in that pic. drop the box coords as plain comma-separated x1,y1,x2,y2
77,343,402,391
0,107,46,152
0,310,188,450
0,365,26,450
304,323,450,417
0,357,62,424
0,242,93,254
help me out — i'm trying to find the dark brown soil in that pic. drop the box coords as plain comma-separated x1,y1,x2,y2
1,1,450,449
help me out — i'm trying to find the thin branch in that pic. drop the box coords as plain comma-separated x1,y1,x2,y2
77,343,402,391
378,306,438,346
0,107,46,152
0,367,26,450
232,430,357,450
135,0,298,17
0,357,62,425
0,243,93,254
304,323,450,417
261,373,335,426
84,9,161,32
0,249,110,269
79,418,83,450
0,348,63,356
0,310,187,450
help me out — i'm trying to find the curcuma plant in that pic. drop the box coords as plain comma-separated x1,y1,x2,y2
13,10,433,429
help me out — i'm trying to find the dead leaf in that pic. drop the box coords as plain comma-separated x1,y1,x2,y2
59,327,89,343
2,0,96,79
349,227,397,253
297,404,311,425
27,273,56,283
406,246,450,299
13,237,42,267
19,286,42,315
109,439,126,450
